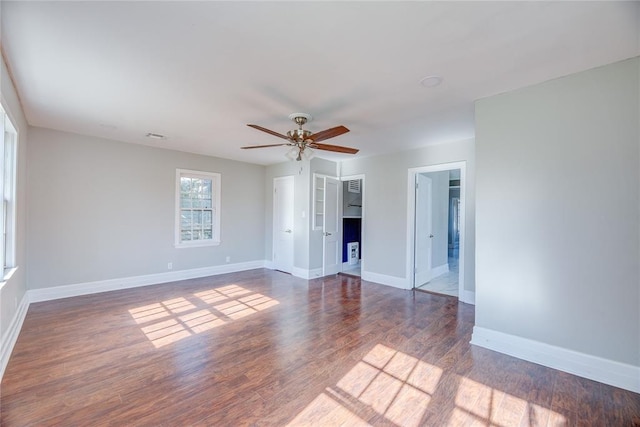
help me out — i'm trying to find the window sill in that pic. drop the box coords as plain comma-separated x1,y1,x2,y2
175,240,221,249
0,266,18,290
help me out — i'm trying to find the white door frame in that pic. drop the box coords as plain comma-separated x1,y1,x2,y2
339,174,365,274
273,175,294,273
407,162,466,301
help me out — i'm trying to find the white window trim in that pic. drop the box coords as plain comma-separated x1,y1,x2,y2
175,168,221,248
1,106,17,283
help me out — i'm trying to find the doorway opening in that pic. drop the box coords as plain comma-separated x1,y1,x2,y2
340,175,364,277
407,163,465,299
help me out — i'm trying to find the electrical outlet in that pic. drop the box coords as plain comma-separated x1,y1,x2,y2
225,256,231,263
167,262,173,270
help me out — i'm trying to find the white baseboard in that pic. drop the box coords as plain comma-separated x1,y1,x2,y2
291,267,323,280
266,264,322,280
1,261,268,383
342,261,360,270
460,290,475,305
0,293,30,379
431,263,449,278
471,326,640,393
308,268,323,279
361,271,409,289
415,272,428,287
28,260,267,303
416,263,450,286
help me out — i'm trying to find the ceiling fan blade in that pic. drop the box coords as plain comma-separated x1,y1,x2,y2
241,143,290,149
309,125,350,142
309,142,359,154
247,124,290,140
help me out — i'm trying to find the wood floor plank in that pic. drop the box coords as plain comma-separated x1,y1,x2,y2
1,269,639,426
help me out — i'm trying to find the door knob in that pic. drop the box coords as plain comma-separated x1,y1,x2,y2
429,234,434,238
285,229,292,233
324,232,332,236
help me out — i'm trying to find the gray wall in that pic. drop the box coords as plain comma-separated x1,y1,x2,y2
421,171,449,268
340,138,476,292
0,55,29,340
27,128,266,289
475,57,639,366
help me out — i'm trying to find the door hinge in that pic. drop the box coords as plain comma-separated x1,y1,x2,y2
415,182,419,189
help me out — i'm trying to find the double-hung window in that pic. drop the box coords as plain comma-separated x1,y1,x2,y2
0,107,17,281
175,169,221,247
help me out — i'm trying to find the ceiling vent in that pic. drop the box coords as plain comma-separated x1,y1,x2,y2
347,180,361,193
146,132,166,140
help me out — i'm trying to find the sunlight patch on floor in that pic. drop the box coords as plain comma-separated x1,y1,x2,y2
290,344,441,427
453,377,565,427
287,393,370,426
128,303,171,324
289,343,568,427
128,285,279,348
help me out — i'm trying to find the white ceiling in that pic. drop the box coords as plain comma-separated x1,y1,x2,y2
2,1,638,165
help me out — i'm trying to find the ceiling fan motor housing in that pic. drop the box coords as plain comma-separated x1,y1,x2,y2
287,129,312,142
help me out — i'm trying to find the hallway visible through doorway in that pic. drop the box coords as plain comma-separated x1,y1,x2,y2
413,167,462,298
418,247,458,296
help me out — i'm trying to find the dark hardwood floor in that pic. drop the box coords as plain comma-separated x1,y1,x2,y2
1,269,639,426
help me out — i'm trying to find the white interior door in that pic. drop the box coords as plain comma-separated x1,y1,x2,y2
323,177,340,275
414,173,433,287
273,176,294,273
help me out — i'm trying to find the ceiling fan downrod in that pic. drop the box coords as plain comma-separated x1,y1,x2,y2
287,113,313,143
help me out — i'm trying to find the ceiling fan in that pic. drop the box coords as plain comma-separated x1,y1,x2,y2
242,113,358,161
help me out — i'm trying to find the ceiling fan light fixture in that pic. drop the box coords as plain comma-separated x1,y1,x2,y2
284,143,314,162
285,146,299,161
301,147,315,161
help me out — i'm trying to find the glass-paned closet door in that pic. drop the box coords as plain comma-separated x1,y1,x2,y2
313,175,325,230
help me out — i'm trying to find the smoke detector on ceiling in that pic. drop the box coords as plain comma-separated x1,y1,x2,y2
419,75,443,88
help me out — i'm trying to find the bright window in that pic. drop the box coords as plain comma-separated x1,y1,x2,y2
175,169,220,247
0,107,17,276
